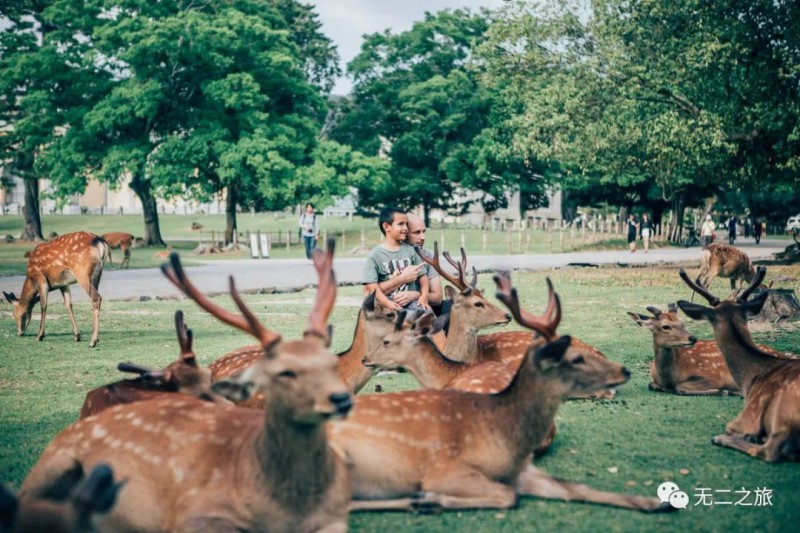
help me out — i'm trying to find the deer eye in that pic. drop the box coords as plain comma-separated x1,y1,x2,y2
661,325,672,331
572,356,585,364
277,370,297,379
385,312,395,319
474,302,484,308
383,339,390,346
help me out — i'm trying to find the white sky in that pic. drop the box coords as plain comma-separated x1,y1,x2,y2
308,0,508,95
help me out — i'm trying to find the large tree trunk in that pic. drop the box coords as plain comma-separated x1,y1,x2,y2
130,176,165,246
225,186,237,245
422,201,430,228
21,178,44,241
669,191,686,243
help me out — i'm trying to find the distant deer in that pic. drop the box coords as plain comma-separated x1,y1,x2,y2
100,233,135,269
1,463,123,533
362,310,556,457
330,273,669,513
80,310,232,418
678,267,800,462
4,231,108,347
21,243,353,531
419,244,615,399
696,244,756,291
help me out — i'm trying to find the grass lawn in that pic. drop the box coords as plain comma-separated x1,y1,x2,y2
1,265,798,531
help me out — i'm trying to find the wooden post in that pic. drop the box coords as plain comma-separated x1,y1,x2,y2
506,226,512,255
342,230,347,250
440,229,445,252
360,229,365,251
560,222,564,252
482,228,487,252
581,221,586,245
460,230,466,250
592,218,596,243
526,228,531,253
517,225,522,252
322,230,328,244
548,225,553,254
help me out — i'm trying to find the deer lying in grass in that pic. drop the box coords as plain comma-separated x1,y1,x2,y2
420,244,615,399
208,291,400,408
677,267,800,462
100,233,135,269
697,244,756,291
22,243,353,531
1,463,123,533
330,272,669,513
362,310,556,457
80,310,231,418
4,232,108,347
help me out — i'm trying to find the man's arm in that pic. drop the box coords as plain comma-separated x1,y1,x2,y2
376,264,424,294
416,274,430,309
426,274,443,306
364,283,401,310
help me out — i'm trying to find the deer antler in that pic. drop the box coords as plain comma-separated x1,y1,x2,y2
645,306,663,318
443,247,478,288
493,272,560,339
393,310,407,332
174,310,194,361
678,268,720,306
737,266,767,303
417,242,466,290
304,238,337,343
161,253,282,350
117,362,152,375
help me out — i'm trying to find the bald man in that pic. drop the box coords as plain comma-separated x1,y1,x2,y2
376,213,443,311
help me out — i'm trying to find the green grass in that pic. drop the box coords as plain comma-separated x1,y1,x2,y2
1,266,799,531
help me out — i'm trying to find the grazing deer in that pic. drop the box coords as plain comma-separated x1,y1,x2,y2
419,244,615,400
330,273,669,513
696,244,756,291
208,291,402,407
677,267,800,462
100,233,135,269
362,310,556,457
21,243,353,531
4,231,108,347
1,463,123,533
80,310,232,418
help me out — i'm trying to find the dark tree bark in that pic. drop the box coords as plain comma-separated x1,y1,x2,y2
225,186,237,245
130,176,165,246
21,178,44,241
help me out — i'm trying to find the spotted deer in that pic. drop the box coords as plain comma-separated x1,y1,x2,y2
80,310,232,418
419,244,614,399
2,463,123,533
21,243,353,531
677,267,800,462
100,233,135,269
362,310,556,457
696,244,756,291
330,273,669,513
208,291,401,408
3,231,108,347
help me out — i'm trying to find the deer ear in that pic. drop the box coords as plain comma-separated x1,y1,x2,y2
413,313,436,336
74,463,125,515
3,291,17,304
627,312,651,327
741,290,769,316
676,300,713,321
432,314,448,335
362,291,376,315
534,335,572,371
212,379,257,402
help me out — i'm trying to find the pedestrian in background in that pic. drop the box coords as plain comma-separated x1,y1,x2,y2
299,202,319,260
727,214,738,245
753,218,762,244
700,214,715,248
640,213,653,253
626,213,639,253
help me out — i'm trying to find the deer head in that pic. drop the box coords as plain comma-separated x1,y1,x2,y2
3,290,36,336
628,304,698,348
677,267,769,326
161,239,352,426
362,311,446,371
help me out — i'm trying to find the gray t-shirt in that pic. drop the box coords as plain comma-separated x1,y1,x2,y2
362,243,423,294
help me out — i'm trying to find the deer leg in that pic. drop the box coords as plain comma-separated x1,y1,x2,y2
648,381,668,392
61,287,80,342
122,248,131,269
79,277,102,348
711,432,773,459
514,465,671,513
349,496,438,512
674,380,725,396
419,468,518,510
36,284,48,341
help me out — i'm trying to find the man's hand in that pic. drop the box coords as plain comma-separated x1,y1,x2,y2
417,295,431,312
396,264,424,284
392,290,420,307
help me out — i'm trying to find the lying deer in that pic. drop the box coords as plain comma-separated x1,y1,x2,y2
330,273,669,513
1,463,123,533
362,310,556,457
420,244,615,399
697,243,756,291
4,231,108,347
80,310,231,418
677,267,800,462
100,233,135,269
208,291,401,406
22,243,353,531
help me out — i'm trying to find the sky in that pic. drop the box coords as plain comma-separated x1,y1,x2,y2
308,0,508,95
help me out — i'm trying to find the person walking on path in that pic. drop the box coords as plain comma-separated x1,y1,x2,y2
299,202,319,260
753,218,762,244
626,213,639,253
640,213,653,253
727,215,738,245
700,214,716,248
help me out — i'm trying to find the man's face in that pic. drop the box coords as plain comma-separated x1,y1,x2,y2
407,219,426,247
306,205,314,214
383,214,408,241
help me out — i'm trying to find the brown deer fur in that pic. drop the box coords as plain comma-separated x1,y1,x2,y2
4,231,108,347
678,267,800,462
329,273,670,513
100,233,135,269
21,243,353,531
80,310,232,418
697,244,756,291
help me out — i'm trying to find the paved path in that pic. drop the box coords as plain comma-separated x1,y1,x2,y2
0,240,788,302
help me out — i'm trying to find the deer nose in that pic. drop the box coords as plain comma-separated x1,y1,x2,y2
688,336,698,344
622,367,631,379
329,392,352,415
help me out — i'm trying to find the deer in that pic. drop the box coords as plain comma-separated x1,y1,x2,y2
419,243,615,399
696,243,756,292
3,231,108,347
100,233,135,269
80,310,232,418
207,291,403,408
677,266,800,462
21,242,354,532
362,309,556,457
1,463,123,533
329,272,670,513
